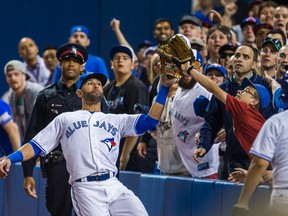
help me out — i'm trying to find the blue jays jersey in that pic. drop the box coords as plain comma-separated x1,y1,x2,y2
0,99,14,155
30,110,142,183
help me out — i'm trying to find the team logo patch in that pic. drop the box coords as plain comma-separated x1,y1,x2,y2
101,138,117,152
177,130,189,143
71,47,77,55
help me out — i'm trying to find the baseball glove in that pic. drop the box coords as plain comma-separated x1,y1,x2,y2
156,34,195,78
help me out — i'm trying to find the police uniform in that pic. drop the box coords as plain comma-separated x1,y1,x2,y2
22,43,109,216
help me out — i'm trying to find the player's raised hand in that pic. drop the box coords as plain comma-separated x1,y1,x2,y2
24,176,38,198
0,157,12,178
193,148,206,163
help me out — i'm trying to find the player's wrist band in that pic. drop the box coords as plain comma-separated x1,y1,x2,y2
7,151,24,163
155,85,169,105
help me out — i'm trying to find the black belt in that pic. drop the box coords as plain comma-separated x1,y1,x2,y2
75,172,115,182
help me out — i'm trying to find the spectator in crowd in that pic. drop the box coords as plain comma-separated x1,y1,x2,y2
195,44,274,178
0,99,20,156
104,45,155,173
219,43,238,77
178,14,202,40
253,23,274,50
248,0,262,19
273,5,288,40
201,21,213,44
259,37,282,77
205,25,232,70
52,25,109,84
153,18,175,46
258,1,278,26
275,45,288,81
18,37,51,86
190,37,208,64
4,60,43,141
240,17,259,46
42,45,58,86
267,29,287,48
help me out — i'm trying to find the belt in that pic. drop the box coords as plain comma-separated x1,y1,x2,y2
75,172,115,182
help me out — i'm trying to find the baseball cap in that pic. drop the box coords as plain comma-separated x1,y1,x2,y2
70,25,90,38
138,40,153,50
109,45,133,59
190,37,205,49
205,63,227,77
202,21,213,29
240,17,260,29
253,23,273,35
261,37,282,51
4,60,30,80
143,46,156,58
192,49,203,67
219,43,238,58
179,15,202,27
56,43,88,63
76,72,107,89
242,78,270,111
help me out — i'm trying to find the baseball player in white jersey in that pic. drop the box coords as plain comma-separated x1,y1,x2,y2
171,82,220,178
0,72,176,216
233,110,288,216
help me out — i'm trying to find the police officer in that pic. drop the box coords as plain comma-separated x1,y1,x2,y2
22,43,108,216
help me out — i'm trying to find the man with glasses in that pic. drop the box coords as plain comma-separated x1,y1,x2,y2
193,44,275,179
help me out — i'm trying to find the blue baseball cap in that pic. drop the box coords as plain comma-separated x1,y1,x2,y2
205,63,227,77
77,72,107,89
240,17,260,29
109,45,133,59
242,78,270,111
70,25,90,38
191,49,203,66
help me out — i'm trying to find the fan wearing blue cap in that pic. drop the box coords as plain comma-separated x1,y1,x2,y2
187,65,270,161
205,63,227,85
52,25,109,84
240,17,259,45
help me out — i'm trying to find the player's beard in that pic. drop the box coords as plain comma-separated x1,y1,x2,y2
178,77,196,89
83,90,103,104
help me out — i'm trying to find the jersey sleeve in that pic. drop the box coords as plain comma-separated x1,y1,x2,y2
225,94,246,115
30,115,64,156
118,114,142,137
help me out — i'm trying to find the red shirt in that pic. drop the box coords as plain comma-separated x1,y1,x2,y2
226,94,265,159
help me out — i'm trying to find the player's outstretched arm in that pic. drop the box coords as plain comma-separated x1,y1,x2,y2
0,143,40,178
181,62,228,104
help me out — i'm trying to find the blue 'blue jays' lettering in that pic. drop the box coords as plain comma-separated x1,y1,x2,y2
93,121,118,136
66,121,88,138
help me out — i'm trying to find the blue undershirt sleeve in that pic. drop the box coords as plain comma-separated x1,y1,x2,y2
135,114,159,134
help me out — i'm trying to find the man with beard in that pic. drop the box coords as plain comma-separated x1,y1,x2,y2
21,43,109,216
194,44,275,179
4,60,43,142
0,72,176,216
170,49,220,179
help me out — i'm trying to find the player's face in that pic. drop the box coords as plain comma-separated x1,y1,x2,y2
81,78,103,104
60,57,83,81
276,46,288,76
233,46,255,75
43,49,58,72
5,70,26,91
260,44,277,69
235,86,259,107
110,53,134,75
69,32,90,48
18,38,39,61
